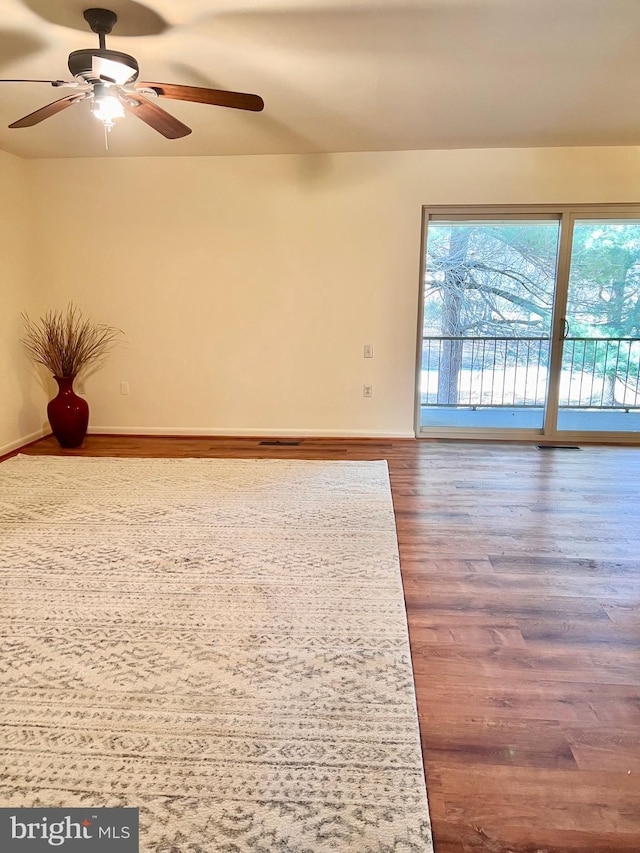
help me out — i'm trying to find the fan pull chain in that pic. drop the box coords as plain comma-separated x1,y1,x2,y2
104,122,110,151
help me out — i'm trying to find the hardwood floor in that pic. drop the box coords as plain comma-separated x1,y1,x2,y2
11,435,640,852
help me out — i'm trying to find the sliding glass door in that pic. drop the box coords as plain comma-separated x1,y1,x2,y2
416,206,640,442
556,218,640,434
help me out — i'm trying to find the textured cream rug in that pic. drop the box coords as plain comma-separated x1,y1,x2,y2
0,455,432,852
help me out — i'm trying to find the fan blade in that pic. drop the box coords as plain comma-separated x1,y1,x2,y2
136,82,264,112
0,79,74,87
123,94,191,139
92,56,136,86
8,94,85,128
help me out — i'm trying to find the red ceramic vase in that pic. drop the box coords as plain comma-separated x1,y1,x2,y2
47,376,89,448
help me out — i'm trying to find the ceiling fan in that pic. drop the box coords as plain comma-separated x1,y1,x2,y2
0,7,264,141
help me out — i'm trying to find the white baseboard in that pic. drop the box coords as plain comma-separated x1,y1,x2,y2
0,427,51,458
88,426,415,439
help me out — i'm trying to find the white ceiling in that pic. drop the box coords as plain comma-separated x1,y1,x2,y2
0,0,639,159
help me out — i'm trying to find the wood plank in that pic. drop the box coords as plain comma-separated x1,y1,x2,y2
420,717,577,769
403,570,640,598
416,681,640,725
410,644,639,686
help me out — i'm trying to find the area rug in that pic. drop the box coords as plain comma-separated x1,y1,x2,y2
0,455,432,852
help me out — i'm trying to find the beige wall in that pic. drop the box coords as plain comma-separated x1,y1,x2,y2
11,146,640,439
0,150,47,455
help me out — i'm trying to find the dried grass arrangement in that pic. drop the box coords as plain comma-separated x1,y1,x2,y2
21,303,122,378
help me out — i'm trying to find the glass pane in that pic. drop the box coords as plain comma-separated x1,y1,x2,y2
558,220,640,433
420,220,560,430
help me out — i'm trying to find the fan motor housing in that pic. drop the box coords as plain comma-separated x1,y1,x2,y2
68,48,139,83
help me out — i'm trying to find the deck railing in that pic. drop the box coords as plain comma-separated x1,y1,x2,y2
420,336,640,409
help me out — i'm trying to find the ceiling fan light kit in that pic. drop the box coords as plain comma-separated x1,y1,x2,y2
0,7,264,145
91,83,125,128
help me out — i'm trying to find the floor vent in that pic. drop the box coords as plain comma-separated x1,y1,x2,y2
259,440,301,446
537,445,581,450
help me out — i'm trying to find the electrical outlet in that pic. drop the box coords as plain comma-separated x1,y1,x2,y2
363,384,373,397
120,381,130,395
364,344,374,358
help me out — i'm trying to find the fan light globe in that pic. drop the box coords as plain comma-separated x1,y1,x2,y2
92,92,124,128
